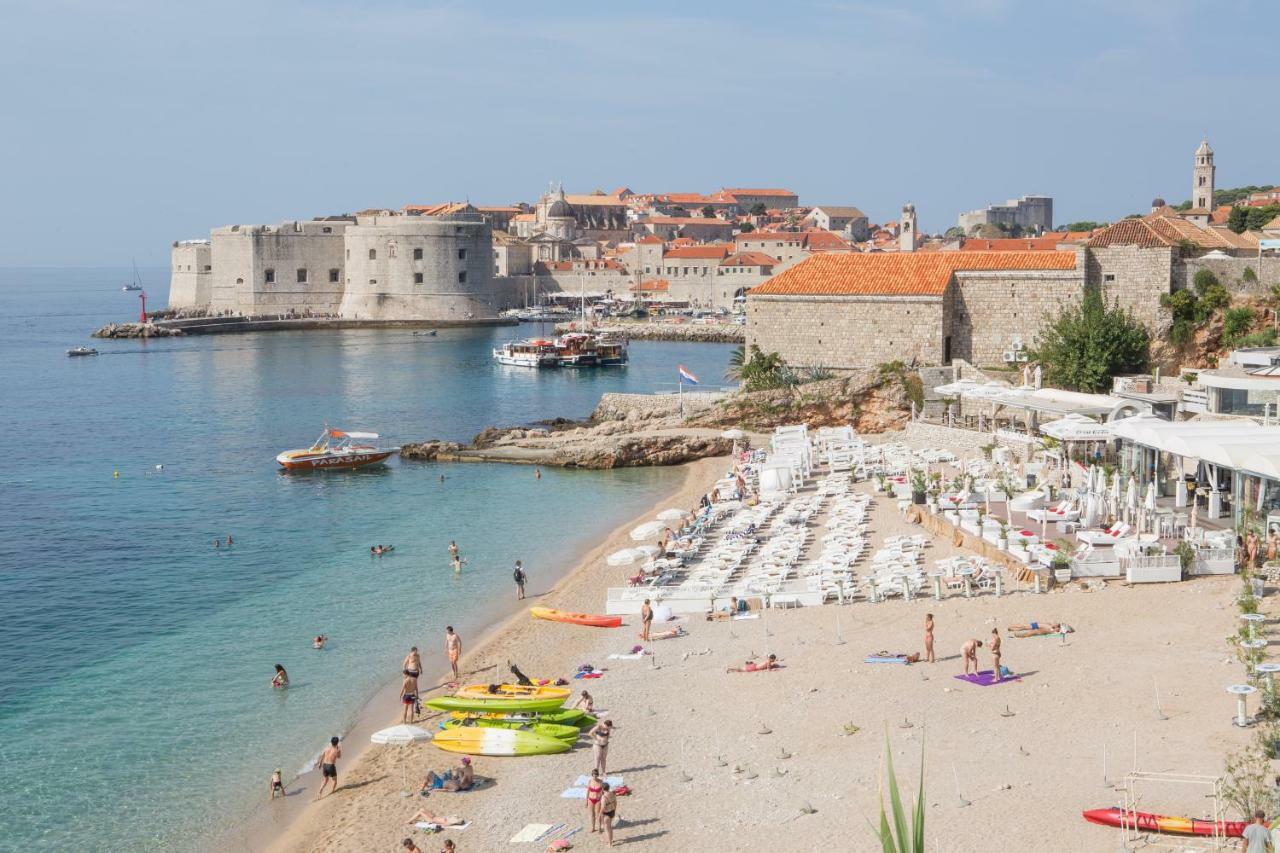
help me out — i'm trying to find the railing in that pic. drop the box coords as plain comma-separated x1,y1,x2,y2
1181,388,1208,414
1120,554,1183,583
1190,546,1236,576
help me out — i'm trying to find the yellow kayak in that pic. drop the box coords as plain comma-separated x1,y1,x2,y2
433,726,570,756
452,683,571,703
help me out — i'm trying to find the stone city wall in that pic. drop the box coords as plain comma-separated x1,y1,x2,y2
169,242,211,308
1177,255,1278,298
952,268,1084,367
1084,245,1176,330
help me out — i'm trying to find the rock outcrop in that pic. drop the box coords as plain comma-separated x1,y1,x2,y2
400,440,462,461
92,323,184,339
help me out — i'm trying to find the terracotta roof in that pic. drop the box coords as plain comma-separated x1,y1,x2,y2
808,206,867,219
750,251,1076,297
960,237,1064,251
645,216,734,226
1265,215,1280,231
564,194,627,207
635,234,665,245
1089,215,1259,250
632,279,669,292
512,213,536,222
736,232,805,244
802,230,852,252
402,202,472,215
1211,204,1234,225
721,251,778,267
723,188,797,197
664,244,733,260
663,192,734,206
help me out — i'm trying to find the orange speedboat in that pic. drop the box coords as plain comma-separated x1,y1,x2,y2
276,428,394,471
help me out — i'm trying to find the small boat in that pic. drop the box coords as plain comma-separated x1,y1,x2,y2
122,258,144,291
441,718,580,742
450,708,591,727
67,346,99,357
492,339,560,368
276,428,394,470
453,683,571,703
425,695,568,714
531,607,623,628
595,337,628,367
432,726,570,757
1082,808,1246,838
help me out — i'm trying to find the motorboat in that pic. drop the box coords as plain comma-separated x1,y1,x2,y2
595,334,628,367
492,339,560,368
554,332,599,367
276,428,394,470
67,346,98,357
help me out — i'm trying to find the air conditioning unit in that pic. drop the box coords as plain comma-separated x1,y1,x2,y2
1016,351,1030,362
1003,350,1018,363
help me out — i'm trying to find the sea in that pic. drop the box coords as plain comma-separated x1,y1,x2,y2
0,268,734,852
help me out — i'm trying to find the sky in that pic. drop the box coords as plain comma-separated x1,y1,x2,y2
1,0,1277,267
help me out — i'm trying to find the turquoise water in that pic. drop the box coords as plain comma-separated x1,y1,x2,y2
0,269,733,852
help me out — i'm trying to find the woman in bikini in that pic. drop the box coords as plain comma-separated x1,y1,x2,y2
573,690,595,713
586,768,604,833
727,653,778,673
598,782,618,846
271,664,289,688
924,613,935,663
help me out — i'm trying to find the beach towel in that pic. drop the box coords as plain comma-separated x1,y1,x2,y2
510,823,554,843
560,787,588,799
607,652,646,660
954,670,1022,686
573,671,603,679
416,821,470,832
864,655,911,664
573,775,623,787
731,613,760,621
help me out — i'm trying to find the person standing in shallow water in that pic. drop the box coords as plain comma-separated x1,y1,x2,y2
513,561,527,600
316,736,341,799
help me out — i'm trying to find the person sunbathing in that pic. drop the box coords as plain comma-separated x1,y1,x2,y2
420,757,474,793
1008,622,1071,637
406,809,466,827
871,651,921,663
727,654,779,673
644,626,686,640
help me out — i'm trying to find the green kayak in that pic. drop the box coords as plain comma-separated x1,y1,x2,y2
425,695,566,714
450,708,590,727
443,718,580,742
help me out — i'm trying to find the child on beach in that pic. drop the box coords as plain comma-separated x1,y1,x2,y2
269,768,284,799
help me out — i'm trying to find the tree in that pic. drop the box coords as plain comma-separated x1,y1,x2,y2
672,206,687,217
1228,206,1251,234
737,222,755,233
1223,307,1256,346
750,203,768,216
1030,287,1150,392
701,205,716,219
943,226,965,239
1062,221,1105,232
724,344,745,381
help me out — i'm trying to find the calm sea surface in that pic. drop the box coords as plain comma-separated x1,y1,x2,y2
0,268,733,851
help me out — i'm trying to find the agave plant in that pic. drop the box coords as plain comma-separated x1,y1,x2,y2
877,735,925,853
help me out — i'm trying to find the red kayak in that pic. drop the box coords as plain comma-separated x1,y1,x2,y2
530,607,622,628
1083,807,1246,838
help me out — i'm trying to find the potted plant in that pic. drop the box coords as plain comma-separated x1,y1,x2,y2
909,469,927,505
876,474,889,495
998,522,1010,551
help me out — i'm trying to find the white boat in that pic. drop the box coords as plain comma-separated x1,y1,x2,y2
276,428,394,470
122,259,144,291
67,346,98,357
492,339,560,368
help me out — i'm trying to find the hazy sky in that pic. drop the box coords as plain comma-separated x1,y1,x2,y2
2,0,1276,266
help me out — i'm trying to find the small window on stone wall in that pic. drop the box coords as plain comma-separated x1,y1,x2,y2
296,268,308,283
369,249,377,260
458,271,467,284
457,248,467,260
414,273,424,284
264,269,275,284
329,269,340,283
1104,274,1116,283
414,248,423,260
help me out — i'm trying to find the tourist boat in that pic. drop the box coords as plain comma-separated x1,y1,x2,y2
492,339,560,368
595,335,628,367
275,428,394,470
555,332,599,368
67,346,98,357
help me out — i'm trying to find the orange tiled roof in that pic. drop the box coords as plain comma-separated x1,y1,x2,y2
808,205,866,219
564,194,627,207
632,279,669,292
723,188,797,197
721,251,778,267
645,216,734,226
1265,215,1280,231
664,244,733,260
736,232,805,244
750,251,1076,297
960,237,1064,251
512,213,536,222
1088,216,1259,250
802,230,851,252
635,234,664,245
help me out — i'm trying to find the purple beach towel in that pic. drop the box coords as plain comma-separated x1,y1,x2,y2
954,670,1021,686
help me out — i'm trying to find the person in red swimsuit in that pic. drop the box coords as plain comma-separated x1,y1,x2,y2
586,768,604,833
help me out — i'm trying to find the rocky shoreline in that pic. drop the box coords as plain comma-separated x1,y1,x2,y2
552,321,744,343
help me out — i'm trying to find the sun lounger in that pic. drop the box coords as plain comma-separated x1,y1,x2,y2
1077,522,1131,546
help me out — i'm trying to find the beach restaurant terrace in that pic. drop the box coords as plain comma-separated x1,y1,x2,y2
1112,416,1280,525
934,379,1149,434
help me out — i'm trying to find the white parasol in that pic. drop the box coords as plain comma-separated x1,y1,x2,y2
1125,477,1138,525
607,548,641,567
1081,490,1098,530
370,724,432,796
656,508,690,522
633,544,662,558
630,521,666,541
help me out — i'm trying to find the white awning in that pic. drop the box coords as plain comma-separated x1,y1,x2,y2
1040,413,1114,442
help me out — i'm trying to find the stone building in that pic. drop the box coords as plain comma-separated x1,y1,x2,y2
638,216,736,242
722,187,800,212
803,206,869,240
957,194,1053,234
734,230,851,268
715,251,777,308
169,239,212,308
746,251,1080,370
206,219,350,315
492,230,533,277
899,203,919,252
1192,139,1215,213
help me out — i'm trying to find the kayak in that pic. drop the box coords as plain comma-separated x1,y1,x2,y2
453,683,571,703
425,695,567,714
531,607,623,628
442,718,580,742
450,708,590,727
1082,808,1247,838
433,726,570,757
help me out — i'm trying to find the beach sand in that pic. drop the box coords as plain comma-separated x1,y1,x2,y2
260,459,1252,853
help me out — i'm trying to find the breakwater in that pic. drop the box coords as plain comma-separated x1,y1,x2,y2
553,320,745,343
93,315,516,338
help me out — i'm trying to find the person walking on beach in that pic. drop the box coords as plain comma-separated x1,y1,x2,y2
640,598,653,642
924,614,935,663
598,782,618,846
961,639,982,675
513,561,527,600
1242,810,1271,853
269,768,284,800
586,768,604,832
400,672,419,723
589,719,614,776
445,626,462,681
989,628,1003,681
316,736,341,799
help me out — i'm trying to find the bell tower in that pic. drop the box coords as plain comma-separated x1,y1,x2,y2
899,202,918,252
1192,138,1215,211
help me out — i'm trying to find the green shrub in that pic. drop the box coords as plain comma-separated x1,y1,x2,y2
1237,329,1278,348
1223,307,1257,345
1243,266,1259,283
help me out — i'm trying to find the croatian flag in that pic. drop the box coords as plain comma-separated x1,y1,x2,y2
678,364,699,385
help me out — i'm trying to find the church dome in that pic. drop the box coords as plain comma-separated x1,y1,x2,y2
1151,197,1166,208
547,198,573,218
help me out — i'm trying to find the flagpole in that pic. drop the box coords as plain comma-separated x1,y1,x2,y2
678,374,684,419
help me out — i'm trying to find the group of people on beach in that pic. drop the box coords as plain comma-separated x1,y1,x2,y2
922,613,1009,681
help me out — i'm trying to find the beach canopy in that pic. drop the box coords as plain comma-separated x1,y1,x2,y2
656,508,689,522
630,521,666,541
371,725,432,746
1040,413,1114,442
607,548,641,566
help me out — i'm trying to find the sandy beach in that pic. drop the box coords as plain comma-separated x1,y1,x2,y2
255,454,1253,853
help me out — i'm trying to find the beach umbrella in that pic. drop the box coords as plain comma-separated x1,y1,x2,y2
634,544,662,558
722,428,746,456
630,521,666,541
1110,472,1122,518
371,724,432,796
607,548,641,567
1081,491,1097,530
656,508,690,522
1125,477,1138,525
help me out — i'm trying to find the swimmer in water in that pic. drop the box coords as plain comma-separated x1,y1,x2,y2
313,635,327,650
272,663,289,688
